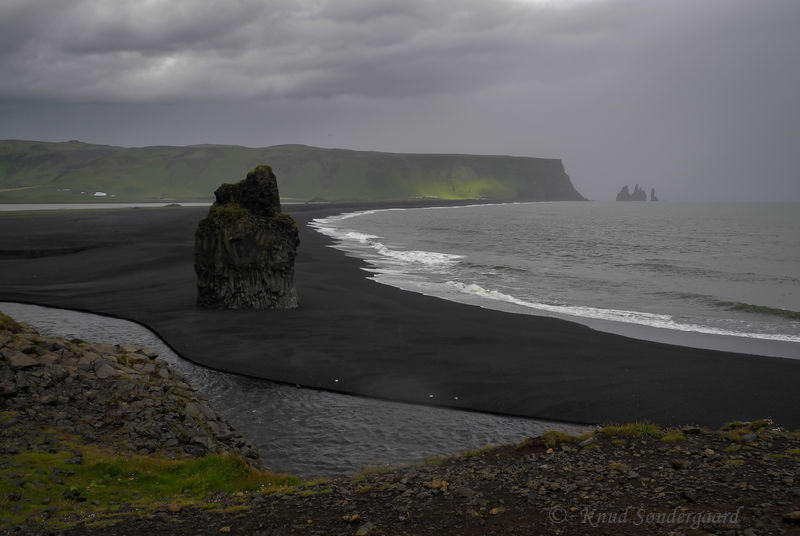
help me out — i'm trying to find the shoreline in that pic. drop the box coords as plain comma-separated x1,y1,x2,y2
313,201,799,360
575,315,799,360
0,203,799,428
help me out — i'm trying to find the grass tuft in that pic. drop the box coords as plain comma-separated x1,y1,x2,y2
660,429,686,443
421,455,447,467
539,430,580,448
785,448,800,458
599,422,663,439
719,420,774,442
461,445,498,457
351,466,393,483
0,310,23,332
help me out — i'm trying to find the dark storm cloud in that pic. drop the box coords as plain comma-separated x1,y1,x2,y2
0,0,631,101
1,0,798,200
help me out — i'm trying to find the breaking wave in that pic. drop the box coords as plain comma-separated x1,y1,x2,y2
310,213,463,268
442,281,800,344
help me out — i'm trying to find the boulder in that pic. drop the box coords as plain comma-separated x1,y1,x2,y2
194,165,299,309
9,352,38,369
95,364,117,379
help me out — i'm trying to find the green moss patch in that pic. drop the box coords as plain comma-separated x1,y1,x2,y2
659,429,686,443
0,430,299,529
0,310,22,332
205,204,251,226
599,422,663,439
718,420,774,442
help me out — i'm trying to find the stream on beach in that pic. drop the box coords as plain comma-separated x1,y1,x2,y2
1,302,588,478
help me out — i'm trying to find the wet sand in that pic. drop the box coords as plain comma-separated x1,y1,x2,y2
1,204,798,428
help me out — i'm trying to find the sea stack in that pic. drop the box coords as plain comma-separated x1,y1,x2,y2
616,184,648,201
194,165,299,309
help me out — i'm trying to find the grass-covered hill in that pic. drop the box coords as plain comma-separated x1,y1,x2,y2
0,140,585,203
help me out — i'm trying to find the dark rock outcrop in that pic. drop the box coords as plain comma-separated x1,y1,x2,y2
0,321,261,464
194,165,299,309
616,184,648,201
650,187,658,202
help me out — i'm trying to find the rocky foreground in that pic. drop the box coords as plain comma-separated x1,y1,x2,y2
2,315,800,535
54,424,800,536
0,316,260,464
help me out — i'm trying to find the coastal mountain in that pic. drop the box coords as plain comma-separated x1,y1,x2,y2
0,140,585,203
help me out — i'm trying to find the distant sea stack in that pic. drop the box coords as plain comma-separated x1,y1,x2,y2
616,184,657,201
194,165,299,310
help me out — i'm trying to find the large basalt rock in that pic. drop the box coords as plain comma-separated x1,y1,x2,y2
194,165,299,309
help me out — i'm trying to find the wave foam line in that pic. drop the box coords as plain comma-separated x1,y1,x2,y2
311,207,408,226
444,281,800,344
311,201,520,227
310,217,463,267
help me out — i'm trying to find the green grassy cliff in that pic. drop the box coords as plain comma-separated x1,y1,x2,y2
0,140,585,203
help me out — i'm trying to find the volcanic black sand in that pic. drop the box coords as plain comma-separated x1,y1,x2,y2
0,204,798,428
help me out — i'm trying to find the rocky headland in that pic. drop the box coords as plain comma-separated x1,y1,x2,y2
0,140,587,203
194,165,300,310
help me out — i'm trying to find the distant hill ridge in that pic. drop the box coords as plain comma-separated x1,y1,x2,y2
0,139,585,203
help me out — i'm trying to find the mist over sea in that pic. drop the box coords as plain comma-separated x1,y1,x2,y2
312,202,800,350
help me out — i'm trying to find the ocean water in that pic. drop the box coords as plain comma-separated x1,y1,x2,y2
311,201,800,353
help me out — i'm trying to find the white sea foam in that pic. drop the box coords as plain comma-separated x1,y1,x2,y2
444,281,671,322
443,280,800,344
310,214,463,268
342,231,381,243
374,246,463,266
312,207,405,225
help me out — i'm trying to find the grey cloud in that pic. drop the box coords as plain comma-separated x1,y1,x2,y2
56,3,268,55
0,0,632,102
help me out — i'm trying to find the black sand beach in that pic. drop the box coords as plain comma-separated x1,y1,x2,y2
0,204,798,428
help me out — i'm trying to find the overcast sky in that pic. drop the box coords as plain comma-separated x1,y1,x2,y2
1,0,798,201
